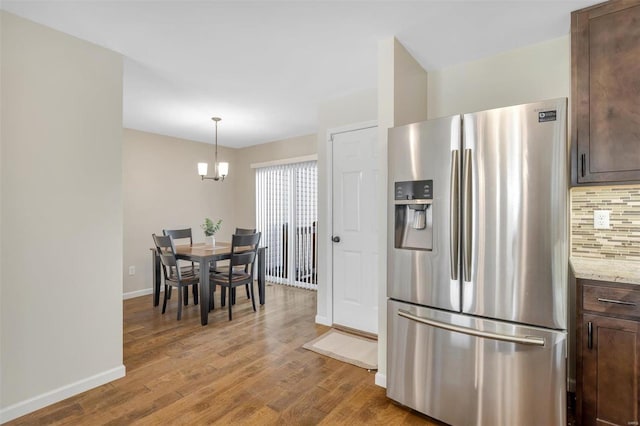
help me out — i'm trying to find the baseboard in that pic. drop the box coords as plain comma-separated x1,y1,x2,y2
315,315,331,326
375,372,386,388
0,365,126,424
123,287,153,300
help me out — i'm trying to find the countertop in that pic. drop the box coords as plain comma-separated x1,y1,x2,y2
570,257,640,286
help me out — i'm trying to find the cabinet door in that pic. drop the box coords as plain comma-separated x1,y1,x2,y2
582,313,640,426
572,2,640,184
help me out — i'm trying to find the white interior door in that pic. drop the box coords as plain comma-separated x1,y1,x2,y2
332,125,379,334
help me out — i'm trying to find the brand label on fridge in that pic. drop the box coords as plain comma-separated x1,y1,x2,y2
538,110,557,122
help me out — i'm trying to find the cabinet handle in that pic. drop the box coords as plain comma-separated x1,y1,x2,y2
580,153,586,178
597,297,636,307
587,321,593,349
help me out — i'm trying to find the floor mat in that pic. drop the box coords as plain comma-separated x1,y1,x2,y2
303,328,377,370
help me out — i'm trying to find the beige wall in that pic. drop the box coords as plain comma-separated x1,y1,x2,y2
392,39,430,127
428,36,570,119
122,129,316,296
233,134,317,229
1,11,124,421
123,129,237,295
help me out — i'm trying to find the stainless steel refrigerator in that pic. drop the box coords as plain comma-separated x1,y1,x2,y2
386,98,568,426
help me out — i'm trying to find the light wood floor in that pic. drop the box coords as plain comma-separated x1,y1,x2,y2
8,284,436,425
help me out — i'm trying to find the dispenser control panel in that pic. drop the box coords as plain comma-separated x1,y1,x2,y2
395,180,433,200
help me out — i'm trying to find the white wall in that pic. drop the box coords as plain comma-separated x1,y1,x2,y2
122,129,238,296
315,88,378,326
1,11,124,422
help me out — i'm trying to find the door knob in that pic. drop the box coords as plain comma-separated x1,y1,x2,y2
332,236,341,243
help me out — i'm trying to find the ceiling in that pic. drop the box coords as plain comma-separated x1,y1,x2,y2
2,1,596,148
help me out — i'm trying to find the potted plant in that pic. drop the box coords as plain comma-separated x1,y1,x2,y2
201,218,222,247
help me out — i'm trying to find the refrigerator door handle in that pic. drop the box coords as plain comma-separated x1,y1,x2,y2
398,309,546,346
450,150,459,280
462,148,472,282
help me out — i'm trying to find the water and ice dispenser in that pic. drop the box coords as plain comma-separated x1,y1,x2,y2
393,180,433,250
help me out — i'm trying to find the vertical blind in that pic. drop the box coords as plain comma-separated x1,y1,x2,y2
256,161,318,289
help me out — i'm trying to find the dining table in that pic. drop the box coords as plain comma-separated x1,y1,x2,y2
150,242,267,325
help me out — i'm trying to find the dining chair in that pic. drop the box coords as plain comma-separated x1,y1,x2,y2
215,227,257,304
152,234,200,320
163,228,199,305
210,232,261,320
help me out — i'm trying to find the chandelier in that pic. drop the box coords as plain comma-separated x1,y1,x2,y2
197,117,229,181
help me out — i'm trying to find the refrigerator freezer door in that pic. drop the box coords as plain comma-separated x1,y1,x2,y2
387,115,461,312
462,98,568,330
387,299,567,426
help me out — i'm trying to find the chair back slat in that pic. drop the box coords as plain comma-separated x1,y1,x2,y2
163,228,193,244
231,251,256,267
158,253,178,267
235,227,256,235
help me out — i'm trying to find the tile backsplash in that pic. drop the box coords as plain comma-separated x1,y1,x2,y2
571,185,640,261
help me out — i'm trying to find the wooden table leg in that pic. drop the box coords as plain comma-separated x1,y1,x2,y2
152,249,161,307
258,247,266,305
199,259,209,325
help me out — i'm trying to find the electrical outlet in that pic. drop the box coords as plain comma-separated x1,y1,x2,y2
593,210,610,229
128,265,136,276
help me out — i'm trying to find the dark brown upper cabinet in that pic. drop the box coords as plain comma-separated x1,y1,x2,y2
571,0,640,185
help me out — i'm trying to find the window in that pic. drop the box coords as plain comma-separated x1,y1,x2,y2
256,161,317,289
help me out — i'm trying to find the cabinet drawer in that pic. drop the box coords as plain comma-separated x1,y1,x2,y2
583,285,640,319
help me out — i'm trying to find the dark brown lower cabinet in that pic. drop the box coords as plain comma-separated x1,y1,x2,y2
578,279,640,426
581,314,640,425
